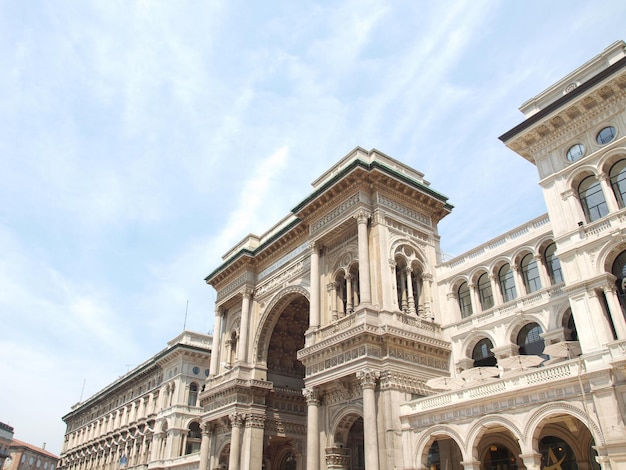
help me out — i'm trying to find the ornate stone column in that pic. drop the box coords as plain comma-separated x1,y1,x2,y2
421,273,433,318
405,267,416,314
198,424,213,470
345,274,354,313
209,308,223,376
490,274,501,306
328,282,338,321
310,242,320,329
228,414,244,470
241,414,265,470
237,289,252,363
399,267,408,312
469,282,479,315
356,369,379,470
355,210,372,305
512,264,524,297
303,387,320,470
535,254,550,289
602,285,626,339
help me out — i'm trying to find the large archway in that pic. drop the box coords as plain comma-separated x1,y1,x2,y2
263,293,309,470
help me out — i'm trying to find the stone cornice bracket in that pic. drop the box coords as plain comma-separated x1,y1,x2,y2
229,413,244,428
356,369,379,390
302,387,321,405
354,209,371,225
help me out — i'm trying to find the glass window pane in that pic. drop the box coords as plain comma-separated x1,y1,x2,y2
579,175,608,221
596,126,616,145
478,273,494,310
545,243,563,284
521,253,541,294
458,282,473,318
566,143,585,162
499,265,517,302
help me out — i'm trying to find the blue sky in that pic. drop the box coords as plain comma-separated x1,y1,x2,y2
1,0,625,455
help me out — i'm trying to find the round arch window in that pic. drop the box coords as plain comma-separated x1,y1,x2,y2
596,126,616,145
566,143,585,162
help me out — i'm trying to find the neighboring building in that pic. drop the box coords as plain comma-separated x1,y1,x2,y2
0,422,14,469
61,41,626,470
59,331,211,470
3,439,58,470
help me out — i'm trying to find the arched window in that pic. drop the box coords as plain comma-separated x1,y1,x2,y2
579,175,608,221
498,265,516,303
517,322,546,356
188,383,198,407
185,422,202,454
477,273,493,310
472,338,496,367
521,253,541,294
544,243,563,284
458,282,472,318
610,160,626,209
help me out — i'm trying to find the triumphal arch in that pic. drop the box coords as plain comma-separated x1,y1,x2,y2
199,148,453,470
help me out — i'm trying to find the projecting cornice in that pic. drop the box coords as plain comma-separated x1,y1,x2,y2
500,55,626,163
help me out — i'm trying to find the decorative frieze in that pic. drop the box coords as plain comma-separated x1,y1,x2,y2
378,194,432,227
254,260,306,298
310,193,360,235
305,344,381,376
386,218,430,242
257,242,308,281
217,274,248,302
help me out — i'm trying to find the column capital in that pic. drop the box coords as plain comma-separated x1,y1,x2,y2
308,241,320,253
356,369,379,390
421,272,433,282
354,209,371,224
388,258,396,269
602,283,617,295
215,306,224,317
447,292,457,300
229,413,244,428
302,387,321,405
327,281,338,291
244,414,265,429
241,287,253,298
404,265,413,274
371,208,385,226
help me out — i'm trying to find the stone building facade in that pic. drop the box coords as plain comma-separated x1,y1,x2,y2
60,42,626,469
59,332,212,470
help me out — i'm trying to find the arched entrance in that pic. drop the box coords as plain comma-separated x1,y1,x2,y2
328,413,365,470
534,414,599,470
262,294,309,470
475,426,522,470
426,437,463,470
